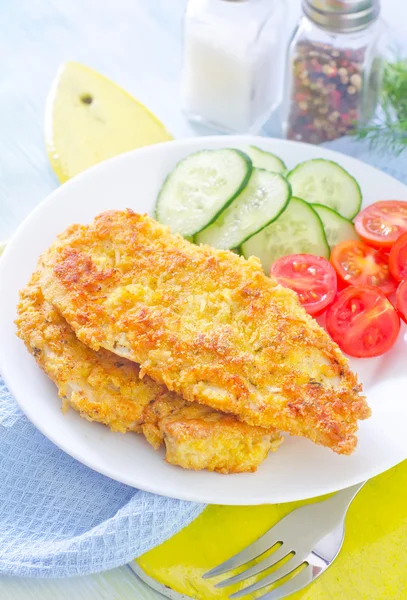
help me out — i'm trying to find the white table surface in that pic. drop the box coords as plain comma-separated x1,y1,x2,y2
0,0,403,598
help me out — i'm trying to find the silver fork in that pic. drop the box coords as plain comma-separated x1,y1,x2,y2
132,481,365,600
203,481,365,599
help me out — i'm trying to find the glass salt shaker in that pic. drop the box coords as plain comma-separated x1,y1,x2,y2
181,0,286,134
282,0,386,144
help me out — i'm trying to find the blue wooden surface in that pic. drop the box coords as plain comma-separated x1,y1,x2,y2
0,0,188,241
0,0,403,597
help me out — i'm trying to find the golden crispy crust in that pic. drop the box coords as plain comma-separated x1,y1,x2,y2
141,397,280,474
39,210,370,454
16,271,280,473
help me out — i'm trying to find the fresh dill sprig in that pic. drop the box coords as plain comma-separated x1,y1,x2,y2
354,59,407,155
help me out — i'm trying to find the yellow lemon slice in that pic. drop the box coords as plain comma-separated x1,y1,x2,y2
45,62,172,182
137,461,407,599
0,241,6,257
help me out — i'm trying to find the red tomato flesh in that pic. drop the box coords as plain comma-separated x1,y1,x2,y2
389,231,407,282
396,279,407,323
270,254,337,316
355,200,407,249
325,286,400,358
330,240,397,296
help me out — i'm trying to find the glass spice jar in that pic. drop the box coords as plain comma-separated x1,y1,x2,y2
282,0,386,144
181,0,286,134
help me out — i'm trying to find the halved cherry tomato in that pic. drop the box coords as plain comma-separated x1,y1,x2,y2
355,200,407,249
330,240,397,296
270,254,337,316
396,279,407,323
325,286,400,358
389,231,407,282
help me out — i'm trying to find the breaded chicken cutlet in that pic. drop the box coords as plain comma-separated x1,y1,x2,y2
16,272,281,474
39,210,370,455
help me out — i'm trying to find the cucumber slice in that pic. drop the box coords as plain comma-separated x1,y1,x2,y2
156,149,252,237
312,204,359,249
287,159,362,219
241,197,329,273
195,169,291,250
245,145,286,174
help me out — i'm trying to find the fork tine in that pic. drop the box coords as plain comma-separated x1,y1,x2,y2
203,526,284,579
229,550,309,598
215,544,289,588
255,564,313,600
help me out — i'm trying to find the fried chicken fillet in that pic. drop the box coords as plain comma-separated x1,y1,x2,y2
16,272,281,473
39,210,370,455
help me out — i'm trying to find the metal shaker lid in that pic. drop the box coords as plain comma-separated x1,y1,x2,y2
303,0,380,32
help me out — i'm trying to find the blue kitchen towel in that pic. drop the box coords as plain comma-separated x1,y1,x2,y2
0,380,204,578
1,136,406,579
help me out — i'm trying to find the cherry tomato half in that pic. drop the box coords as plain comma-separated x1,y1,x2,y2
325,286,400,358
396,279,407,323
389,231,407,282
270,254,337,316
355,200,407,249
330,240,397,296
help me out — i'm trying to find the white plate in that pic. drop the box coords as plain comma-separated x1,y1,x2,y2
1,135,407,505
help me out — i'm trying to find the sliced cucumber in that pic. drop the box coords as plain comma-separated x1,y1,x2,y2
245,145,287,174
287,159,362,219
195,169,291,250
312,204,359,249
155,149,252,237
241,197,329,273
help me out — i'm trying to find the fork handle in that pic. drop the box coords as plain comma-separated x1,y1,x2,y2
327,480,366,512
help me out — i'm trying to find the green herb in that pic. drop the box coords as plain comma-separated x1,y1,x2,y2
354,60,407,154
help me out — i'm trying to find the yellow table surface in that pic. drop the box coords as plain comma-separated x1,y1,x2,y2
138,460,407,599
